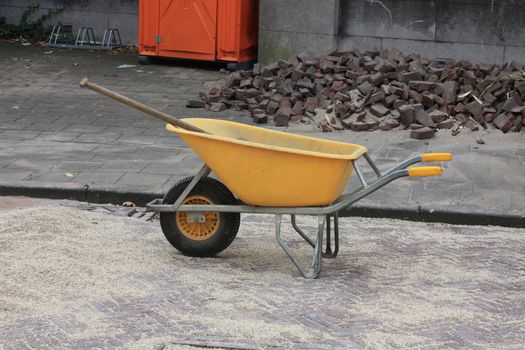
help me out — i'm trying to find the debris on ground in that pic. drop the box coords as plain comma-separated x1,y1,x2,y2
190,49,525,139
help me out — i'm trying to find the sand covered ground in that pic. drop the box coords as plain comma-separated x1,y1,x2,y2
0,203,524,349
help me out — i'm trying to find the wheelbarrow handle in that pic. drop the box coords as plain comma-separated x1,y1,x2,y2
79,78,208,134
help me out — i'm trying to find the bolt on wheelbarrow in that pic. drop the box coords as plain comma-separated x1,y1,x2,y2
80,78,452,279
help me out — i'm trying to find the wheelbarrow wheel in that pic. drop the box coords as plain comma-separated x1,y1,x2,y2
160,176,240,257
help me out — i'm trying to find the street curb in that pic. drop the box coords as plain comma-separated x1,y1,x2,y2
1,182,524,228
339,204,525,228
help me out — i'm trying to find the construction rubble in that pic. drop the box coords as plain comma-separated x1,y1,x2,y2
188,49,525,139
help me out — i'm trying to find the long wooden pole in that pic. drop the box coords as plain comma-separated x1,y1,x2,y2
79,78,207,134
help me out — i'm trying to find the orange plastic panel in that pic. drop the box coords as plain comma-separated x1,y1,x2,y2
216,0,259,62
138,0,159,56
158,0,218,60
138,0,258,62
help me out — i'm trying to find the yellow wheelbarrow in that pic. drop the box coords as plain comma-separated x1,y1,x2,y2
80,79,452,278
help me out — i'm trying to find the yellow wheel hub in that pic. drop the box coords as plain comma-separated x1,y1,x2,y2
176,196,220,241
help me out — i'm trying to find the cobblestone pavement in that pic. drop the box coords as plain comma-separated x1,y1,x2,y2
0,199,524,349
1,41,525,218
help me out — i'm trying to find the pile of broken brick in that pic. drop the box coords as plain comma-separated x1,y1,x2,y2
187,49,525,139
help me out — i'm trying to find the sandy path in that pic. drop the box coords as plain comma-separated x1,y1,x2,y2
0,206,524,349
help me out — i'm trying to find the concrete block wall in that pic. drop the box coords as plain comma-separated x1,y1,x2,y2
258,0,340,64
339,0,525,65
260,0,525,65
0,0,138,45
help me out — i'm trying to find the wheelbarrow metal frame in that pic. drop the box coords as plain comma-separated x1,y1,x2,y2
146,152,428,278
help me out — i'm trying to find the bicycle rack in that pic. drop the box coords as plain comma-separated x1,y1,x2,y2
46,25,123,51
102,28,122,49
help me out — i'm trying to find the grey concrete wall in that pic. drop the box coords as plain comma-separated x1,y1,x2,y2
0,0,138,45
258,0,339,64
339,0,525,64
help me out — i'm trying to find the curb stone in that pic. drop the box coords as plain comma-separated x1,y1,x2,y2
1,182,523,228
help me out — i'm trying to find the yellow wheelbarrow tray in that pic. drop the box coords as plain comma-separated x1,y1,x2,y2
146,119,452,279
77,78,452,279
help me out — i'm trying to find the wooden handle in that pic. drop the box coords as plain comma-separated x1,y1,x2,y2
79,78,207,134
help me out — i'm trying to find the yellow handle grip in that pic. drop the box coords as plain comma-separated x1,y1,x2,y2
408,166,443,177
421,153,452,162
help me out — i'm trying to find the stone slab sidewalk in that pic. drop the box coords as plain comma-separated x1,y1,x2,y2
1,41,524,226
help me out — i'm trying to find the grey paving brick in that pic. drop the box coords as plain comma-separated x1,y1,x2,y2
0,130,40,140
93,144,142,153
36,131,81,142
6,158,59,171
25,123,70,132
90,152,140,161
63,124,109,133
52,142,99,152
26,172,75,183
70,172,124,185
104,126,146,135
47,151,96,161
75,133,122,144
0,168,34,181
141,161,199,176
115,135,160,145
0,121,30,130
55,161,103,172
156,136,187,147
115,173,171,187
97,161,148,173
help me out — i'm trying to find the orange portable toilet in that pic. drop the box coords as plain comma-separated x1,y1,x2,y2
138,0,259,68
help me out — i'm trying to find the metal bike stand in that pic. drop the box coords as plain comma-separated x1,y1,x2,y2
75,27,97,47
102,28,123,49
46,26,123,50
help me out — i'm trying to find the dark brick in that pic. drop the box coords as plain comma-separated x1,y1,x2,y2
493,113,515,133
429,110,449,123
411,126,435,139
185,100,205,108
398,105,415,126
370,103,389,117
443,81,458,104
274,110,291,126
437,119,455,129
409,81,434,92
358,81,373,95
415,105,437,128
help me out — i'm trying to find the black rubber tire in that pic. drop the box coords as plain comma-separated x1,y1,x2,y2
160,177,240,257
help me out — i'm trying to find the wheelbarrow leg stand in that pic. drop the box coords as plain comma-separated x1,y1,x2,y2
323,213,339,259
291,214,340,259
276,214,326,279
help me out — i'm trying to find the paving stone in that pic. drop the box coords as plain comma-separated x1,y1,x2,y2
70,172,124,185
36,131,81,142
55,161,103,172
62,124,109,133
75,133,122,144
0,130,40,140
97,161,149,173
115,173,172,187
0,168,34,181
